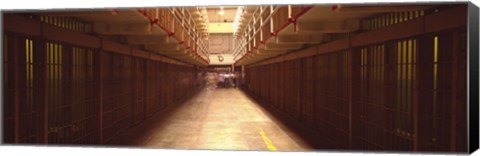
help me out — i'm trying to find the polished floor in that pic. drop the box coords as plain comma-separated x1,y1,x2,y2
107,87,313,151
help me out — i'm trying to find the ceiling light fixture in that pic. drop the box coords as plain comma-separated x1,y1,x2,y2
218,6,224,15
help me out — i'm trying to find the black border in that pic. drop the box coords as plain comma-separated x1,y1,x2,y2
0,10,4,144
468,2,479,154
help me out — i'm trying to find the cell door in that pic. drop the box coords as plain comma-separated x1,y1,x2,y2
47,44,97,145
2,34,42,144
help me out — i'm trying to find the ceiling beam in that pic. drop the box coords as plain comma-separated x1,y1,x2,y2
297,19,361,33
125,35,170,45
93,22,167,35
276,33,324,44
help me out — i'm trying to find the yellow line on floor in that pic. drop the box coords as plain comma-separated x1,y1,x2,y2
258,128,277,151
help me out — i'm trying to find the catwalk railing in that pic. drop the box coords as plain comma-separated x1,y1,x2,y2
138,7,210,63
232,5,313,61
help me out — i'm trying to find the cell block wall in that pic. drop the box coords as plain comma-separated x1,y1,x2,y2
244,17,468,153
2,15,202,145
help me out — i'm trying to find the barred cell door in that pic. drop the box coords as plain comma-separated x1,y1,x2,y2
47,44,98,145
416,28,468,153
2,34,44,144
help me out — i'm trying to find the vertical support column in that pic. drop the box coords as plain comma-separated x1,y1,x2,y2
416,34,434,151
131,57,136,124
143,60,147,121
34,37,48,143
252,14,256,48
94,48,104,144
12,34,20,143
311,54,317,128
241,65,245,87
287,5,292,19
412,39,420,152
450,30,458,152
312,48,318,138
259,6,264,43
171,9,175,35
349,48,360,149
270,6,275,36
63,44,73,144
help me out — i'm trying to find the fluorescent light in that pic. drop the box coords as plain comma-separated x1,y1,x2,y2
218,6,224,15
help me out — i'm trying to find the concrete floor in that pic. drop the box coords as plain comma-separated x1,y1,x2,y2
107,87,313,151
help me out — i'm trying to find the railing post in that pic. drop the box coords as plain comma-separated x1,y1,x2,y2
288,5,292,20
270,6,275,36
260,6,264,43
253,14,256,48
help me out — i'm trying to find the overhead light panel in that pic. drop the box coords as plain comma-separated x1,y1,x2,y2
218,6,224,15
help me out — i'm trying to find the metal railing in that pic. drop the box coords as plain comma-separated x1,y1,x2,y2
169,8,209,59
140,7,211,64
233,6,294,59
232,5,313,64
